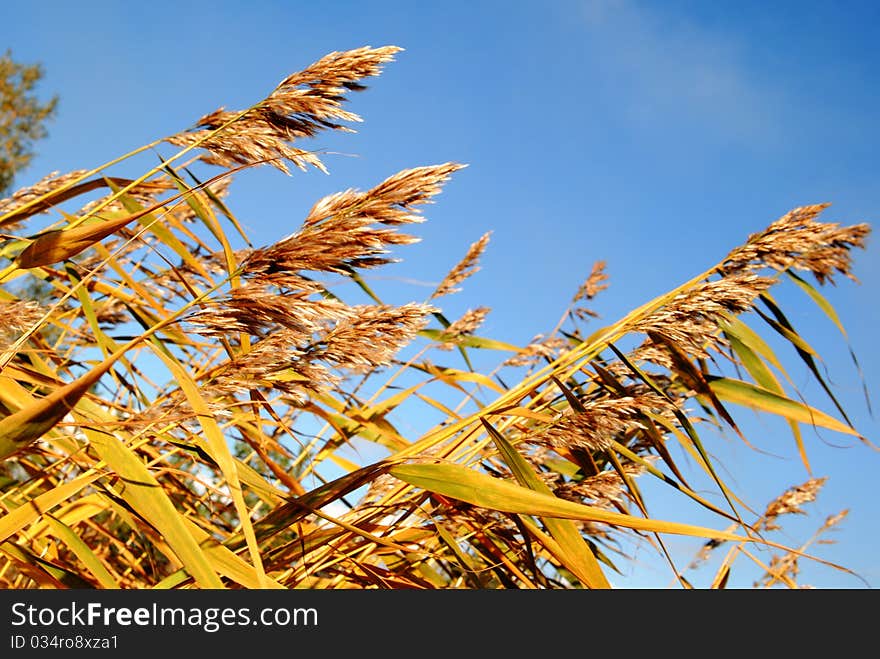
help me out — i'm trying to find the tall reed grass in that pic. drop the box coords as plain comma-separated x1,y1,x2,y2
0,46,871,589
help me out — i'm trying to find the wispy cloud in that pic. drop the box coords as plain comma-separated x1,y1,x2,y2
580,0,780,144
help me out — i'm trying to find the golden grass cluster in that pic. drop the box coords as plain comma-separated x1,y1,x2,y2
0,46,871,589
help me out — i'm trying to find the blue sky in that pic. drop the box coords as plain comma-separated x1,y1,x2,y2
2,0,877,588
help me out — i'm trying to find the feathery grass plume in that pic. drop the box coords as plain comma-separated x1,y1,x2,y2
0,169,89,228
551,460,649,509
312,302,435,372
431,232,491,299
0,43,872,590
573,260,610,302
632,272,775,357
502,334,568,367
755,552,802,588
821,509,849,533
688,477,832,573
187,287,349,337
165,46,402,174
722,204,871,284
754,509,848,589
75,179,176,218
241,164,463,284
437,306,491,350
167,110,327,174
759,477,827,531
207,303,433,396
531,394,670,453
613,343,676,372
0,300,44,349
92,298,129,326
569,260,609,321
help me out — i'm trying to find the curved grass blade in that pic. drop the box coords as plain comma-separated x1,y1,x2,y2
758,292,854,428
390,462,754,540
480,417,610,588
150,344,268,587
0,471,103,544
723,324,809,471
81,425,225,589
707,376,869,445
45,515,118,589
786,269,872,417
0,351,119,460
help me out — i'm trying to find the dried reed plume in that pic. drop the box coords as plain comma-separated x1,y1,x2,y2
437,306,491,349
633,272,775,357
573,260,609,302
532,394,670,452
241,163,463,284
503,334,568,367
0,169,89,228
0,40,870,591
313,302,434,373
0,300,44,337
723,204,871,284
165,46,402,174
188,288,351,337
759,477,827,531
431,232,491,299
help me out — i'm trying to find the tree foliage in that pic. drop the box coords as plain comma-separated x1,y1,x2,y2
0,50,58,194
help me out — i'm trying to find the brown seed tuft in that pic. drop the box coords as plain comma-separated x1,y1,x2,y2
0,300,44,346
532,394,669,453
312,302,435,373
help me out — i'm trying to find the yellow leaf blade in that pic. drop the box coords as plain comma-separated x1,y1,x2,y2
480,417,610,588
708,377,862,438
390,462,747,541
